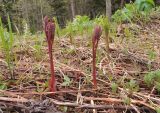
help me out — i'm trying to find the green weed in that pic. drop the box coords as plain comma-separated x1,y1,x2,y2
124,79,139,93
112,3,136,23
32,34,44,61
123,97,131,105
111,82,118,93
147,50,156,70
144,70,160,93
22,19,31,36
61,75,72,86
64,15,94,44
135,0,155,12
0,15,15,79
0,83,7,90
112,1,154,24
65,22,74,44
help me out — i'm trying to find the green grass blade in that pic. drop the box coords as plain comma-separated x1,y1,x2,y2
7,14,14,49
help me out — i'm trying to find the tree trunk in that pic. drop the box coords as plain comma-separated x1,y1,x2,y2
120,0,124,8
70,0,75,20
105,0,112,19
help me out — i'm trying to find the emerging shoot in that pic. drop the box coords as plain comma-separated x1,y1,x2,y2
92,26,102,89
44,16,56,92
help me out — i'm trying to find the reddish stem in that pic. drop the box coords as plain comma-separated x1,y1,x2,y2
48,41,56,92
92,26,102,89
92,45,97,88
44,16,56,92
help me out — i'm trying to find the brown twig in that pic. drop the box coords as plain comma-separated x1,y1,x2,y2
1,89,97,96
82,96,155,110
0,97,29,103
49,98,152,111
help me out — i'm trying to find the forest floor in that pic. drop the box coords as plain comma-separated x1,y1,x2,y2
0,16,160,113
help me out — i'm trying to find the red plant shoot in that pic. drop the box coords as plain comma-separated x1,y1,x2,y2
92,26,102,89
44,16,56,92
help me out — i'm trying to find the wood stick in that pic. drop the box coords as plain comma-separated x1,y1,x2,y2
50,98,153,111
0,89,97,95
0,97,29,103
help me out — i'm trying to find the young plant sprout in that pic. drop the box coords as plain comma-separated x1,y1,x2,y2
92,26,102,89
44,16,56,92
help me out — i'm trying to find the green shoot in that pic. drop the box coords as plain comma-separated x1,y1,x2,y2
123,97,131,105
66,22,74,44
111,82,118,93
144,70,160,93
144,72,155,87
0,83,7,90
61,75,72,86
125,79,139,93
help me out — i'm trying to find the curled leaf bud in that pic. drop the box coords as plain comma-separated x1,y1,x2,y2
43,16,56,92
93,26,102,42
47,22,55,42
92,25,102,89
44,16,55,43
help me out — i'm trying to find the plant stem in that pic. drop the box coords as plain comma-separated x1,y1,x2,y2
92,45,97,89
48,41,56,92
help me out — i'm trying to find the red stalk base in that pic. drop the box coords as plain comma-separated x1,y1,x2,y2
92,47,97,89
48,41,56,92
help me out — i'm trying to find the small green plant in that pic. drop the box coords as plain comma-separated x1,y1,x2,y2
112,1,154,24
135,0,155,12
64,15,94,42
72,15,91,35
22,19,31,37
61,75,72,86
125,79,139,93
32,34,44,61
148,50,156,61
65,22,74,44
124,27,132,38
123,97,131,105
144,72,155,86
112,3,136,23
144,70,160,93
0,15,15,79
0,83,7,90
111,82,118,93
147,50,156,70
33,44,43,61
